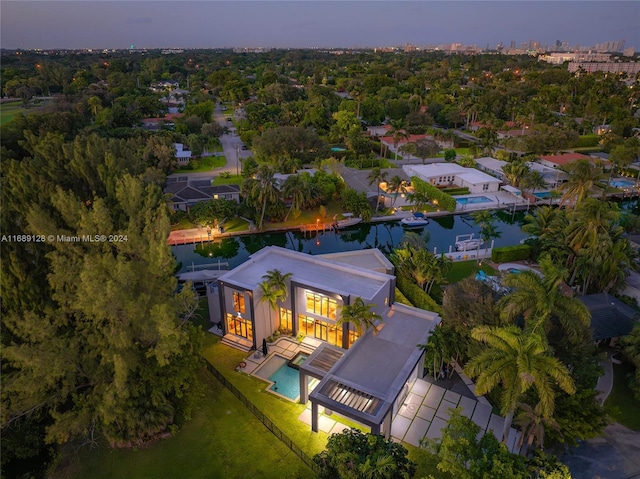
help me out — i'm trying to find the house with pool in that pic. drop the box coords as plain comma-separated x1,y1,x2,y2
403,163,501,194
209,246,441,438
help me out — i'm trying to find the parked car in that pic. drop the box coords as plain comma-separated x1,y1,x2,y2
241,145,248,150
226,117,232,122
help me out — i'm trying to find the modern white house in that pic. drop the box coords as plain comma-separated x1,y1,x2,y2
475,157,567,188
403,163,501,194
210,246,441,438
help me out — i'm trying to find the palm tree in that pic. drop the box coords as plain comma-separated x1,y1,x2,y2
523,170,547,198
559,159,604,208
514,402,561,455
502,160,530,189
258,269,292,332
367,167,388,212
388,119,408,161
471,210,501,264
337,297,382,338
498,255,591,343
464,325,575,444
252,165,279,230
387,175,406,207
282,174,309,221
476,126,498,156
565,198,622,252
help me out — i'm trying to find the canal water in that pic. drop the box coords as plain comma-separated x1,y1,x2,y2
173,210,532,273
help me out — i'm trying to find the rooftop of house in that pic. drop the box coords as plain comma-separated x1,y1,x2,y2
475,156,507,171
164,176,240,202
309,302,439,425
404,163,501,184
579,293,639,341
539,153,591,166
218,246,394,300
319,250,394,275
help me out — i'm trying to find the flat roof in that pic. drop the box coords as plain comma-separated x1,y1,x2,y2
404,163,501,184
475,157,507,171
218,246,393,300
320,250,394,275
309,303,440,426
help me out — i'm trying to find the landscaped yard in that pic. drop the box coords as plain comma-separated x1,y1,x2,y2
605,361,640,432
0,101,25,125
54,369,315,479
212,174,243,186
176,155,226,173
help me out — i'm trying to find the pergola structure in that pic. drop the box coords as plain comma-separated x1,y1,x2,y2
301,303,440,438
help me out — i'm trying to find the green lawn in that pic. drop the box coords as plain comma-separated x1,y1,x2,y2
0,101,25,125
605,361,640,431
211,174,243,186
55,370,315,479
176,155,226,173
264,200,344,230
429,261,497,303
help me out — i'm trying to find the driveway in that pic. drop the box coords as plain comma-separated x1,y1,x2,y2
561,423,640,479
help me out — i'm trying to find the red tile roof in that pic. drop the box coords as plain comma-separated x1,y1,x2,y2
539,153,591,165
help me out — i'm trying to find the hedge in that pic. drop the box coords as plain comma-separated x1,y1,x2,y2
396,275,442,314
411,177,457,212
394,287,412,307
576,134,600,148
491,244,532,263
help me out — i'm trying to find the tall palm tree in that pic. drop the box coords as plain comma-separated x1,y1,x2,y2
258,269,292,331
387,175,406,207
367,167,388,212
337,297,382,338
501,160,530,189
523,170,547,198
464,325,575,444
559,159,604,208
388,119,408,161
252,165,279,230
471,210,501,263
282,174,310,221
565,198,622,252
498,255,591,343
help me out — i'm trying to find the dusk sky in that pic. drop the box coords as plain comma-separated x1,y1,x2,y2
2,1,639,51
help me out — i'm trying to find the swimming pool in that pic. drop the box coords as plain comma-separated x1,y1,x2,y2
456,196,493,205
269,361,301,400
609,179,636,189
533,191,553,199
331,147,346,152
254,354,306,401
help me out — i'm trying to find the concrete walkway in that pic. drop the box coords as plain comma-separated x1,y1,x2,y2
596,355,614,405
390,378,521,452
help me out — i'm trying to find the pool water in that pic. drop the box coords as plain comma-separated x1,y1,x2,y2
456,196,493,205
610,179,636,189
533,191,553,198
269,362,300,400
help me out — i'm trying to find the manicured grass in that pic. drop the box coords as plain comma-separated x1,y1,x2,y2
264,200,344,230
170,217,196,231
201,336,331,458
57,369,315,479
221,217,250,233
211,175,243,186
176,156,226,173
605,361,640,431
0,101,25,125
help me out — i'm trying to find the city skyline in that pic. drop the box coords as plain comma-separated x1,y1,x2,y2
2,1,639,51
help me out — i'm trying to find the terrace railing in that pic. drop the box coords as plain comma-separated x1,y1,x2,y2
204,360,319,474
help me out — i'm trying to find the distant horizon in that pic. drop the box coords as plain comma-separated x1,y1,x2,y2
2,1,639,51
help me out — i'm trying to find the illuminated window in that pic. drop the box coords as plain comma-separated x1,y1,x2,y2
348,330,359,347
233,291,245,314
279,308,292,330
305,292,337,319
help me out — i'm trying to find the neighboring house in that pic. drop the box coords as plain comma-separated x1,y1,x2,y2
164,176,241,211
273,168,318,188
141,113,183,131
475,157,507,181
527,161,568,188
149,80,179,93
579,293,639,346
210,246,440,439
403,163,501,193
538,153,592,169
174,143,193,166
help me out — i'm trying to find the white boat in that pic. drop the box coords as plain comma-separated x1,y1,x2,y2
335,217,363,229
401,216,429,227
455,238,484,251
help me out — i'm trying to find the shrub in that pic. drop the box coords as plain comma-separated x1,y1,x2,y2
577,134,600,148
491,244,532,262
396,275,442,313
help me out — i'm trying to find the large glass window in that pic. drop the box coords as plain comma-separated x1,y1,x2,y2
233,291,245,314
279,308,292,331
305,292,337,320
226,313,253,341
298,315,343,348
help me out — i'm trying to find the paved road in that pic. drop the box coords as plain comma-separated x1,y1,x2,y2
561,423,640,479
168,104,252,180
